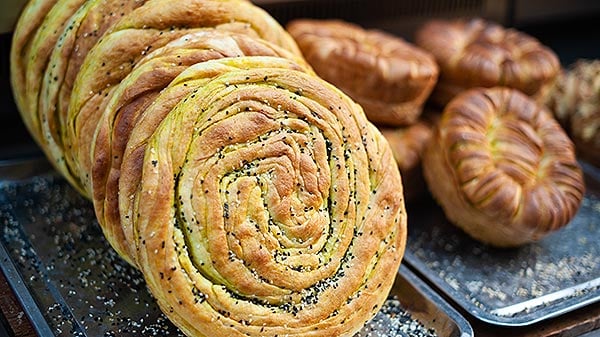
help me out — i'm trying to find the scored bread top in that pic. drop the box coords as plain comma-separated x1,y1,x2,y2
416,18,560,103
423,87,584,246
288,19,438,126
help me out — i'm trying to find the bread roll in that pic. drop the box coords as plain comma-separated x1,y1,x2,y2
544,59,600,166
91,30,308,265
415,18,560,107
131,56,406,337
423,87,584,247
288,19,439,126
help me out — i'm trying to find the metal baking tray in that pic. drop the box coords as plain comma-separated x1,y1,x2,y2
405,161,600,327
0,157,472,337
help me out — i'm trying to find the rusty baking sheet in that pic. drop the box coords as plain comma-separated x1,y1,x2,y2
0,157,472,337
404,161,600,327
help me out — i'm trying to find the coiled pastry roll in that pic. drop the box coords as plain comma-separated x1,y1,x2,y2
11,0,407,335
11,0,301,195
415,18,560,107
125,57,406,336
91,31,309,265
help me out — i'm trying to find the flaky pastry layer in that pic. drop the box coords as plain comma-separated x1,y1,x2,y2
544,59,600,166
11,1,407,336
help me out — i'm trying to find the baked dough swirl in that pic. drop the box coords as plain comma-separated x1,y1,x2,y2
11,0,301,195
129,57,406,336
91,30,308,265
423,87,584,247
11,1,407,336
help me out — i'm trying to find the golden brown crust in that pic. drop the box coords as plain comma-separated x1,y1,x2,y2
10,0,60,143
423,87,584,247
544,59,600,166
12,0,162,196
92,33,308,266
380,119,434,202
415,18,560,107
64,0,303,195
11,1,407,336
131,58,406,337
10,0,88,191
10,0,303,197
288,19,438,126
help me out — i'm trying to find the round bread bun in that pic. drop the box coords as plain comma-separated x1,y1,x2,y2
423,87,584,247
129,57,407,337
288,19,439,126
415,18,560,107
544,59,600,167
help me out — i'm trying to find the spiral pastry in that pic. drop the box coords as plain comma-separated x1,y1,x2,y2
124,57,406,336
11,0,407,336
91,31,309,265
423,87,584,247
11,0,301,195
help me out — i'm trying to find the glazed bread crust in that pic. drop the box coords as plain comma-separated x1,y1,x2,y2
288,19,438,126
416,18,560,106
423,87,584,247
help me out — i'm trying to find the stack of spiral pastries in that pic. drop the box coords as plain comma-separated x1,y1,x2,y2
10,0,407,336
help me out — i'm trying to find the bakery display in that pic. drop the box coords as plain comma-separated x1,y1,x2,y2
380,118,434,202
415,18,560,107
423,87,584,247
10,1,408,336
11,0,600,332
287,19,439,126
544,59,600,166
